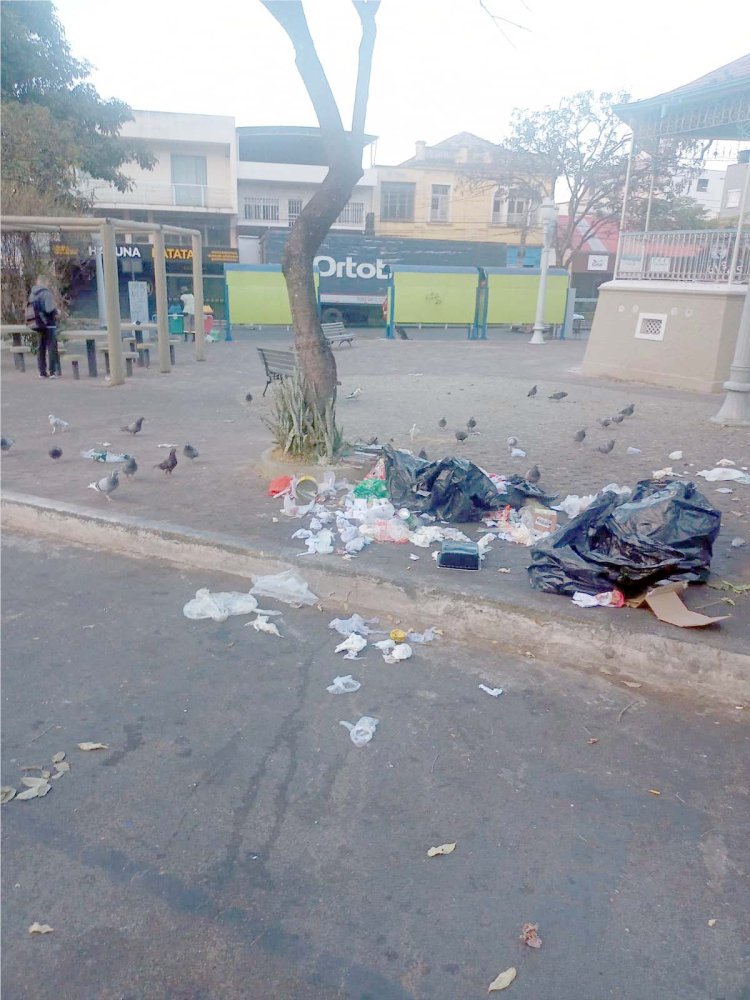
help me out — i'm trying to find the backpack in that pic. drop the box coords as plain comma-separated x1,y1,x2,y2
25,289,50,331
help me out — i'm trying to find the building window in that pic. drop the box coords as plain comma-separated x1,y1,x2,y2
288,198,303,226
726,188,741,209
430,184,450,222
244,196,280,221
337,201,364,225
170,154,208,206
380,182,415,221
696,178,709,193
507,194,530,226
491,190,504,224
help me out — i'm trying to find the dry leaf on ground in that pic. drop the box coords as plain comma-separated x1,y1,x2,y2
16,778,51,800
77,742,108,751
488,967,517,991
1,786,17,804
51,752,66,764
427,842,456,857
708,918,717,927
520,923,542,948
649,789,661,796
28,922,54,935
54,761,71,773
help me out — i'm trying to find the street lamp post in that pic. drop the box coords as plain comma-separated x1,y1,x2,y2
529,197,558,346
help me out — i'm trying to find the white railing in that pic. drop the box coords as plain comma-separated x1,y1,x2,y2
80,179,234,210
616,229,750,283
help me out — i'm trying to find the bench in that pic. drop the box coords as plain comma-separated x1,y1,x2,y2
9,345,32,372
101,348,140,378
321,321,356,347
169,338,181,365
257,347,298,396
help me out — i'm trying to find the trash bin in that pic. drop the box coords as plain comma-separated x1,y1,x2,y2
168,313,184,335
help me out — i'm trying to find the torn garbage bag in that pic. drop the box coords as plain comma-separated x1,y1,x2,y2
382,446,507,522
528,479,721,597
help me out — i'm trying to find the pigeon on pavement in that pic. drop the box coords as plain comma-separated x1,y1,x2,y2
527,385,538,397
596,439,616,454
610,414,624,424
154,448,178,475
597,417,611,427
548,391,568,401
121,456,138,479
245,392,253,403
49,414,69,433
346,387,362,400
574,429,586,443
183,443,199,462
526,464,541,484
467,417,477,431
88,470,119,501
1,437,14,451
455,430,468,443
49,447,63,460
121,417,145,435
507,436,518,448
438,417,447,429
620,403,635,417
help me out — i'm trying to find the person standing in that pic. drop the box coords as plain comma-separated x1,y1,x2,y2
180,285,195,338
26,275,60,379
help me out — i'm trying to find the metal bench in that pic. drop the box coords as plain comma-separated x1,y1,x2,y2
321,321,356,347
9,345,32,372
257,347,298,396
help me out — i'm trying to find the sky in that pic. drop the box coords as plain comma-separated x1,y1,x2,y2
55,0,748,166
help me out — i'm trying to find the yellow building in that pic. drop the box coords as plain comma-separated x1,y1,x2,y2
374,133,548,247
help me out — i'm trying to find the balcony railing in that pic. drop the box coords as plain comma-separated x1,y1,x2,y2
615,228,750,283
80,179,234,210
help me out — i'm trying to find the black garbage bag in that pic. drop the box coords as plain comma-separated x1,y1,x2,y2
494,474,558,510
528,479,721,597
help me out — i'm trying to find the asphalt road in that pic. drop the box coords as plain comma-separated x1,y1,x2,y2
2,535,749,1000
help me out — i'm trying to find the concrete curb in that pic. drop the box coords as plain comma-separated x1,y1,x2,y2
3,490,749,706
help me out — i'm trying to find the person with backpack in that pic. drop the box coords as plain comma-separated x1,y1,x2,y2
26,275,60,378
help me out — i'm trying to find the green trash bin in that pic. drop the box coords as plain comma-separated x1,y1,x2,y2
168,313,184,335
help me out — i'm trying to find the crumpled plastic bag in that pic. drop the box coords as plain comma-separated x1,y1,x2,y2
408,628,439,644
410,525,471,548
529,479,721,597
340,716,379,746
249,570,319,607
697,468,750,484
375,639,413,663
335,633,367,659
329,614,378,637
326,675,361,694
299,528,335,555
81,448,132,463
491,474,558,510
183,588,263,622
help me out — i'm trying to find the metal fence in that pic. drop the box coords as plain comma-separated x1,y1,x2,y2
615,228,750,283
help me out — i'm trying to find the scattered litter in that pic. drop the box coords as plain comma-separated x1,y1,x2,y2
731,537,746,548
326,675,361,694
408,628,440,644
437,541,481,570
251,615,282,637
509,447,527,458
708,918,717,928
521,923,542,949
498,567,511,574
409,553,420,560
571,590,625,608
297,527,335,555
250,570,318,607
340,716,379,746
716,458,736,467
488,967,517,992
715,488,734,494
1,787,17,803
554,493,596,519
80,448,131,463
51,752,65,763
16,777,51,800
427,842,456,857
411,525,471,548
267,475,293,497
353,478,389,500
627,447,642,455
628,581,729,628
335,633,367,659
668,451,684,461
698,468,750,484
383,642,412,664
77,742,108,751
478,684,504,697
183,589,265,622
389,628,409,643
28,923,54,935
652,466,675,479
649,789,661,796
328,614,377,637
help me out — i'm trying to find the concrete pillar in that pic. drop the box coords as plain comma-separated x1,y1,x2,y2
101,221,125,386
192,234,205,361
152,230,170,373
712,288,750,425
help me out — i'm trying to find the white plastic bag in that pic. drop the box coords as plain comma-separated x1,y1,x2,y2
249,570,319,607
301,529,334,555
328,614,378,637
383,642,412,664
326,675,361,694
335,633,367,659
183,588,261,622
408,628,439,644
340,716,379,746
698,468,750,484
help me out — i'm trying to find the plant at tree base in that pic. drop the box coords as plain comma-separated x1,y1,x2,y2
264,371,345,465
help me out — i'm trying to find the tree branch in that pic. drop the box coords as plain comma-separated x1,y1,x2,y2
351,0,379,136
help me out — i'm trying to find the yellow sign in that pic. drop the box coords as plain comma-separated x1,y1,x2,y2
165,247,194,261
51,243,79,257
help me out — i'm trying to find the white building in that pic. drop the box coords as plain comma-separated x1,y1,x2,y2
682,167,727,217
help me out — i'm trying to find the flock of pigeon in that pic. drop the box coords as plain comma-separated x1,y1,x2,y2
1,414,201,503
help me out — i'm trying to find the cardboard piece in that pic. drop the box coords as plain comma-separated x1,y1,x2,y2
627,581,729,628
521,503,559,535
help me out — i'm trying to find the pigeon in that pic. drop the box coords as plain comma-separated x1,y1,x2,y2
455,430,468,443
596,439,615,454
526,464,541,484
365,435,379,446
620,403,635,417
245,392,254,403
1,437,14,451
88,470,119,501
395,324,410,340
610,414,625,424
183,443,199,462
49,414,69,434
574,429,586,444
548,391,568,401
507,436,518,448
346,387,363,400
122,417,145,435
597,417,611,428
154,448,178,475
467,417,477,431
121,456,138,479
527,385,538,397
49,447,63,460
438,417,447,429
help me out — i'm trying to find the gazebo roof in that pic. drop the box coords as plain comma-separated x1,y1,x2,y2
614,54,750,140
